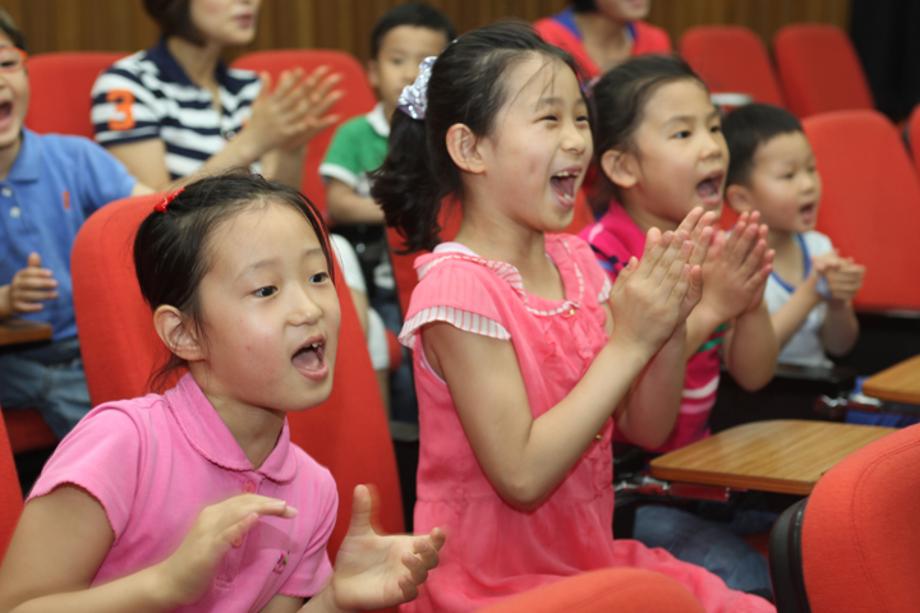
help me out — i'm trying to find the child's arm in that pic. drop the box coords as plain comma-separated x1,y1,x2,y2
723,299,779,391
615,210,712,448
424,229,693,510
770,273,823,349
326,180,386,225
0,487,296,612
820,258,864,357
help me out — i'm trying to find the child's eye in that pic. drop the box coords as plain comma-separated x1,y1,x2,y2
540,114,559,123
576,114,590,124
709,124,722,134
254,286,277,298
309,271,331,284
672,130,691,139
781,172,795,180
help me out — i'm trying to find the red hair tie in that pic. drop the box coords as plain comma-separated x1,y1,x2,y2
154,186,185,213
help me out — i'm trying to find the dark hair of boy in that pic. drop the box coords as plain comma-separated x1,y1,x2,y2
370,2,456,59
722,102,804,187
0,9,28,52
143,0,205,46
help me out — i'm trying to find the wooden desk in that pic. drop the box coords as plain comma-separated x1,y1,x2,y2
649,420,894,496
0,319,52,347
862,354,920,405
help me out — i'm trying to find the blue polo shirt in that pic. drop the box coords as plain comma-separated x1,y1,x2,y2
0,129,136,341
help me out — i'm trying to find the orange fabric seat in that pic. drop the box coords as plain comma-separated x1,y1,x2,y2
803,110,920,311
232,50,376,217
71,193,402,559
24,52,124,138
680,25,785,107
770,424,919,612
773,24,874,118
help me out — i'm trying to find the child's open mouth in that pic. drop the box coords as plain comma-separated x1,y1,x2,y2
0,101,13,126
292,339,328,381
799,202,817,223
550,168,580,209
695,172,724,207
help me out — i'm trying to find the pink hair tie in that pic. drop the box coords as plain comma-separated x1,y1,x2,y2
154,186,185,213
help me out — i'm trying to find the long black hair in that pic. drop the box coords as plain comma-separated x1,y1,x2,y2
371,20,583,252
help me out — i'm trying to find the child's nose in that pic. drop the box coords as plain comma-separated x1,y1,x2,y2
700,131,724,160
562,123,588,155
288,286,323,325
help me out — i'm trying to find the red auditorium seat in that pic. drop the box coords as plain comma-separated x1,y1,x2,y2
25,52,124,138
773,24,873,118
680,25,785,107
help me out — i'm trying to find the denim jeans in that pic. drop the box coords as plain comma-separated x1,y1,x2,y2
633,503,775,598
0,337,92,438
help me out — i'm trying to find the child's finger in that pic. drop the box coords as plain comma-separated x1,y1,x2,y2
636,227,667,277
219,511,260,551
688,226,714,268
345,484,380,537
647,231,684,284
675,207,705,237
402,550,432,585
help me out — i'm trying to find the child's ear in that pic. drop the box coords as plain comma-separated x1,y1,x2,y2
725,183,754,213
600,149,639,190
445,123,485,174
367,59,380,90
153,305,205,362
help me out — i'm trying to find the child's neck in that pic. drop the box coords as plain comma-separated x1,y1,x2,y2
190,367,286,468
0,137,22,180
455,197,564,300
167,36,222,91
622,198,680,233
769,229,805,282
572,12,631,70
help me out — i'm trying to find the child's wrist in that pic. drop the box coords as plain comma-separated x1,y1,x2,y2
0,285,11,319
142,564,186,610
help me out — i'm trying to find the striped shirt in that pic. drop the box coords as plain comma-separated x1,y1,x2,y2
91,40,260,180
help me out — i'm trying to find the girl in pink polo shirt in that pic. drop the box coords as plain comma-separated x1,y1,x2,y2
369,21,772,613
0,174,444,612
581,55,778,598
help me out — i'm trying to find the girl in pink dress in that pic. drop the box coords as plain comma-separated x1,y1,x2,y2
371,21,774,613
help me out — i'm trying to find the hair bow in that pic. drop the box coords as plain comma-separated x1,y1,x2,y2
397,55,437,121
154,186,185,213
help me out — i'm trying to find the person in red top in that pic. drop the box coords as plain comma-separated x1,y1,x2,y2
534,0,671,81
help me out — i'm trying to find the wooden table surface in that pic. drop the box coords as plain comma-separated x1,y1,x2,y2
0,319,53,347
649,419,894,496
862,354,920,405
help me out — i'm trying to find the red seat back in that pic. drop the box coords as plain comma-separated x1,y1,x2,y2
773,24,873,118
801,424,920,612
233,50,376,216
0,408,22,557
803,110,920,311
908,105,920,180
680,26,784,107
25,52,124,138
72,193,402,557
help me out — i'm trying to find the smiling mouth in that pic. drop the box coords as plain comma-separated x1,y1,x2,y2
696,172,724,203
292,340,327,379
0,101,12,122
550,169,580,207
